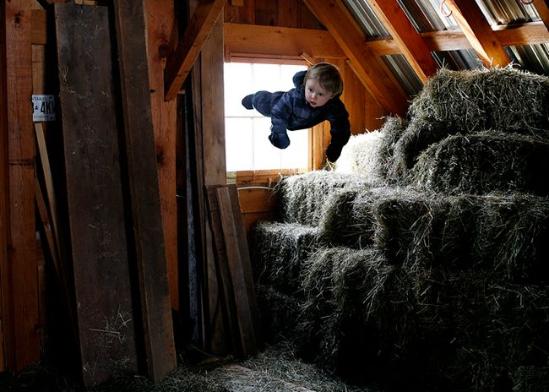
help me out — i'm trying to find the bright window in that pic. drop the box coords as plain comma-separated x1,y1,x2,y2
224,62,309,172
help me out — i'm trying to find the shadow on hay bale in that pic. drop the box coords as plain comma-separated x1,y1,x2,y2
410,131,549,196
255,284,301,344
297,247,394,381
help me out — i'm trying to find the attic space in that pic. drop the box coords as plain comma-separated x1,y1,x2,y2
1,0,549,391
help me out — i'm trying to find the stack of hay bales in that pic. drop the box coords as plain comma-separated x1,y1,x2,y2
250,67,549,392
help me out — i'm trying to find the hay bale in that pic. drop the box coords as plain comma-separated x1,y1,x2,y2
430,276,549,390
319,187,476,268
472,194,549,282
255,285,301,344
408,67,549,136
251,221,320,295
276,171,371,225
298,247,393,377
335,130,384,184
374,116,408,183
512,366,549,392
411,131,549,196
390,116,448,180
391,67,549,179
318,188,377,249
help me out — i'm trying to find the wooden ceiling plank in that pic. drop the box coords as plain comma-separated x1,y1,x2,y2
224,23,345,60
532,0,549,31
368,0,438,82
164,0,224,101
444,0,511,67
304,0,408,115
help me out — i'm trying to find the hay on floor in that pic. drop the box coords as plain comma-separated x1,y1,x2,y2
410,131,549,196
276,171,372,226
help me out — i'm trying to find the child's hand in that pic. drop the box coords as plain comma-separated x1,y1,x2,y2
268,132,290,149
326,144,342,162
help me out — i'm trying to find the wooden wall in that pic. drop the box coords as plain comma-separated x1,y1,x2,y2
225,0,324,29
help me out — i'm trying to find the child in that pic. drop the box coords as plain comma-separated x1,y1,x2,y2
241,62,351,162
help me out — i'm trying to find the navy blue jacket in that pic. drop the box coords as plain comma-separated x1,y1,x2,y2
269,71,351,151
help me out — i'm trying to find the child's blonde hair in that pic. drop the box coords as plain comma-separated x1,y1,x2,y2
304,62,344,96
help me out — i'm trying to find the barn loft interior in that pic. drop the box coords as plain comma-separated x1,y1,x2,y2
2,0,549,391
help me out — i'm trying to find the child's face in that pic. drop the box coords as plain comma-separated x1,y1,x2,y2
304,78,334,108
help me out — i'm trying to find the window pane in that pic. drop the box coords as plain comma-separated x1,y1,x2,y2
224,62,309,172
225,63,255,117
225,117,254,171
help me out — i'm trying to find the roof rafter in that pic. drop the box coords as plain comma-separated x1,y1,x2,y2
368,0,438,83
304,0,408,115
444,0,511,67
164,0,224,101
532,0,549,31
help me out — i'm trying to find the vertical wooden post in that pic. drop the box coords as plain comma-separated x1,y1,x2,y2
0,0,9,373
200,16,228,354
144,0,179,313
3,0,41,371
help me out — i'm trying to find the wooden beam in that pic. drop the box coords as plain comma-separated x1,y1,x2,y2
444,0,511,67
368,0,438,82
164,0,224,100
304,0,408,115
4,0,41,371
224,23,345,60
0,0,9,373
368,21,548,58
113,0,176,382
494,21,549,46
532,0,549,31
144,0,179,312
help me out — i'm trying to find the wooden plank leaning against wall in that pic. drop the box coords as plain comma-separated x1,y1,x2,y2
0,0,8,373
2,0,41,372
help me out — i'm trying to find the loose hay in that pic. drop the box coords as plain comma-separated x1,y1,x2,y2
240,343,375,392
251,222,320,295
411,131,549,195
512,366,549,392
276,170,372,225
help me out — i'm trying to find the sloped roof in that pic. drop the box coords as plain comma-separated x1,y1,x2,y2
343,0,549,97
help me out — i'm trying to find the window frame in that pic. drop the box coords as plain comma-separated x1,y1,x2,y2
223,56,329,185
